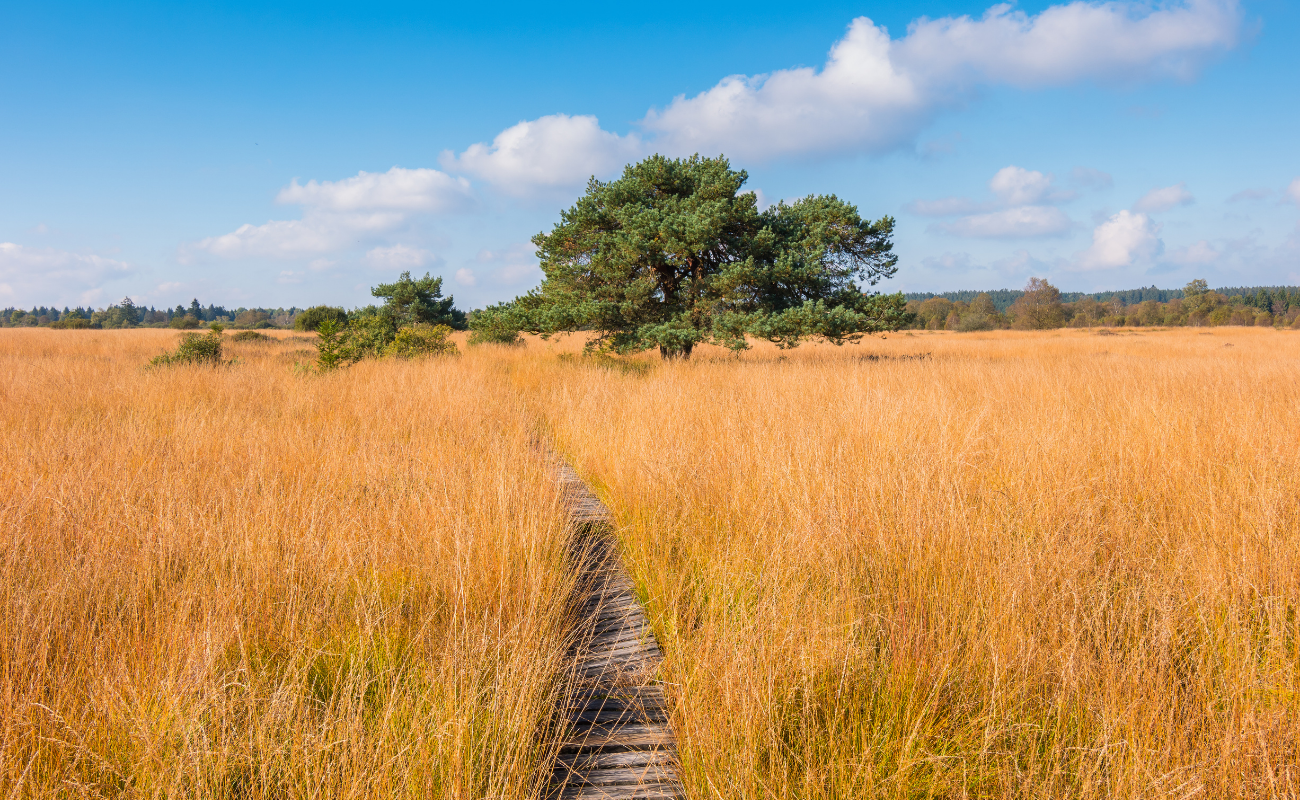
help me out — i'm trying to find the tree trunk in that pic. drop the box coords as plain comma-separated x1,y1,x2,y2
659,342,693,359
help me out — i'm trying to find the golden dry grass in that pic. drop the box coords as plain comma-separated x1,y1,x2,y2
0,329,573,798
3,326,1298,799
527,328,1300,799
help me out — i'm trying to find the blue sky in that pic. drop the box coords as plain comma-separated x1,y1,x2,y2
2,0,1297,310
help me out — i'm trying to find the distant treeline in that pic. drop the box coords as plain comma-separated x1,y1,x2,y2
1,298,306,329
906,280,1300,331
904,284,1300,312
1,272,469,334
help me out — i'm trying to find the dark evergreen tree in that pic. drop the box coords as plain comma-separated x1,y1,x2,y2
475,154,904,358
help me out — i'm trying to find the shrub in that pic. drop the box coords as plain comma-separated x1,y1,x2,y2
384,324,458,358
294,306,348,332
169,315,200,329
313,319,346,371
233,310,270,328
467,304,525,346
957,313,994,332
231,330,269,342
149,329,225,367
50,312,90,329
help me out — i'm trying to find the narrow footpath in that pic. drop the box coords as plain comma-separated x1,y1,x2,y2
549,461,686,800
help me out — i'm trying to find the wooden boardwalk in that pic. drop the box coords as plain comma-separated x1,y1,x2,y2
549,462,685,800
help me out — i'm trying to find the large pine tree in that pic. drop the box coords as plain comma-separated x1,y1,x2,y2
472,154,907,358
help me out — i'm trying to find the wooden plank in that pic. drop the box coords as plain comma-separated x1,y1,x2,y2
557,750,677,770
547,454,684,800
558,724,677,752
556,783,683,800
558,765,682,787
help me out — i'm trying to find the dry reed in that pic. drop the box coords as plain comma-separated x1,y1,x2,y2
4,326,1297,799
0,329,573,799
528,328,1300,799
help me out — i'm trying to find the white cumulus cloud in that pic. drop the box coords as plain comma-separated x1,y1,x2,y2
989,166,1063,206
192,167,471,260
0,242,133,306
644,18,924,161
641,0,1240,161
1134,182,1195,212
915,165,1074,238
364,244,438,270
939,206,1073,238
277,167,472,212
1076,210,1163,270
441,1,1241,186
441,114,643,196
892,0,1239,89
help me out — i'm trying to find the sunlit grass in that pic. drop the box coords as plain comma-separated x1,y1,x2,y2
3,326,1297,798
0,329,573,799
528,328,1300,799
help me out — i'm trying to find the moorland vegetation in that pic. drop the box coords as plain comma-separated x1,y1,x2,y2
1,327,1296,799
3,153,1296,799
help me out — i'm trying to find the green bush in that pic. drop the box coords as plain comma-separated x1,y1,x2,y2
231,330,269,342
314,320,346,371
233,310,270,328
295,306,348,332
384,324,458,358
169,314,201,329
150,329,226,366
50,314,90,329
467,303,524,346
957,313,994,332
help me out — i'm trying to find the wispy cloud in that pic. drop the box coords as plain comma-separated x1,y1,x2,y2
1133,182,1194,213
190,167,472,260
0,242,133,307
913,165,1078,239
441,1,1241,194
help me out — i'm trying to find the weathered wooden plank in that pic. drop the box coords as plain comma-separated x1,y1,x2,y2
547,454,684,800
558,724,677,753
557,750,677,771
558,765,682,787
576,647,661,669
556,783,683,800
565,693,668,712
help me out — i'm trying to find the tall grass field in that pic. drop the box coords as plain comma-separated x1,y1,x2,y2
2,327,1297,798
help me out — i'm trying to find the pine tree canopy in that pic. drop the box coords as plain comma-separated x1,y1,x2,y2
474,154,907,358
370,272,466,329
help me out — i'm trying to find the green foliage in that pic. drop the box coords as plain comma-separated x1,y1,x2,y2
50,309,90,329
498,154,903,358
314,319,346,371
230,330,269,342
149,329,226,367
169,314,200,329
371,272,466,329
384,324,458,358
232,309,270,328
90,297,143,329
341,307,398,361
467,303,526,346
294,305,349,332
1010,278,1065,330
957,313,994,332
